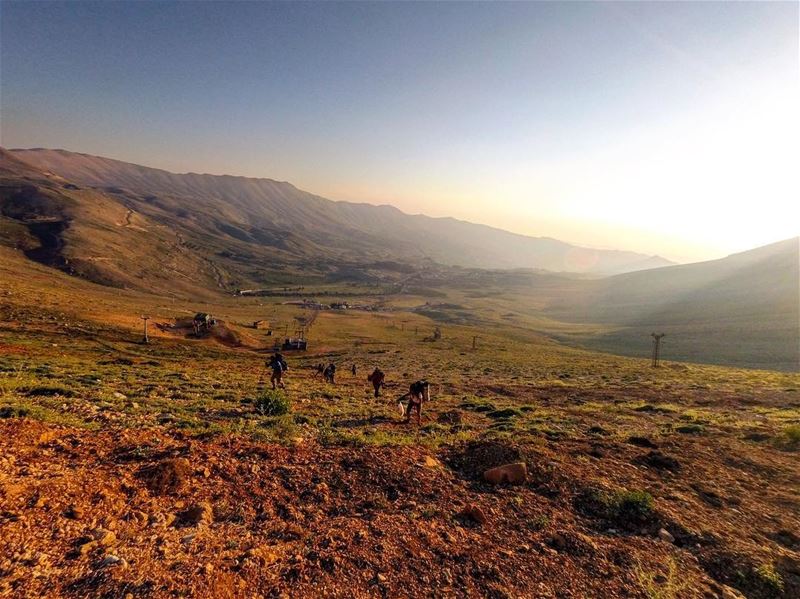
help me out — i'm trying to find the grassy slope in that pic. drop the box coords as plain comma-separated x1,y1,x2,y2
1,247,799,597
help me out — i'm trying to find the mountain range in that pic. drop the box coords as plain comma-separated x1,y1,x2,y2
1,147,796,370
2,148,671,290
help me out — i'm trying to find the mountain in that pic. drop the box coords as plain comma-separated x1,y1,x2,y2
6,148,672,277
546,238,800,371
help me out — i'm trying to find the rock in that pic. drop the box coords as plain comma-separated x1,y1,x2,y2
149,512,176,528
100,554,126,568
548,530,597,556
65,505,84,520
459,504,488,525
130,510,149,525
244,546,279,565
483,462,528,485
423,456,440,469
88,528,116,546
720,585,747,599
178,502,213,526
658,528,675,543
112,392,127,400
78,540,98,556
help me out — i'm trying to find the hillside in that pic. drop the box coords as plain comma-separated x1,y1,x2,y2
7,148,671,276
546,238,800,371
0,243,798,598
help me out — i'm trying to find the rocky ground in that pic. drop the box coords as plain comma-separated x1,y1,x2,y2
1,405,797,598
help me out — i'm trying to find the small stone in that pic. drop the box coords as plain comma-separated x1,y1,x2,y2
100,554,125,568
244,546,279,565
78,541,98,556
65,505,84,520
658,528,675,543
88,528,116,546
112,392,127,400
423,456,440,468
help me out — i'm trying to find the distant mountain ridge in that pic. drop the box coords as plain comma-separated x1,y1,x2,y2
547,237,800,371
8,148,672,275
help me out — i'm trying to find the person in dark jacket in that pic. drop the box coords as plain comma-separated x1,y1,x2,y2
367,368,385,398
323,362,336,384
267,352,288,389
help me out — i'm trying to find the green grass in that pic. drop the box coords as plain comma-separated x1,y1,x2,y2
254,389,291,416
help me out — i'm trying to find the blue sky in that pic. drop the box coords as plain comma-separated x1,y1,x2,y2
2,1,798,261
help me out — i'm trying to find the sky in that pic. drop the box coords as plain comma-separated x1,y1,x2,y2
1,1,798,263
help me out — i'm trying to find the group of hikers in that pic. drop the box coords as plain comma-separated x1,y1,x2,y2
265,352,430,424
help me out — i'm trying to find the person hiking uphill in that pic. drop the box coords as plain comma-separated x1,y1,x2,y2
367,367,385,398
400,380,430,426
267,352,288,390
323,362,336,384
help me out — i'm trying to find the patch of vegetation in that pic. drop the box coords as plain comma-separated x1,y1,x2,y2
635,557,689,599
254,389,291,416
780,424,800,448
22,385,75,397
0,405,30,418
575,487,656,527
752,562,784,594
675,423,704,434
460,400,497,413
487,407,523,419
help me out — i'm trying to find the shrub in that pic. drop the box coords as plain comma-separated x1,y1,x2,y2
676,423,704,435
254,389,291,416
615,489,655,522
753,563,784,593
575,487,655,526
487,408,523,420
782,424,800,446
23,385,75,397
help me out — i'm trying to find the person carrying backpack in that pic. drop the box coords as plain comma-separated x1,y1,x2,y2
267,352,288,389
367,367,385,398
323,362,336,384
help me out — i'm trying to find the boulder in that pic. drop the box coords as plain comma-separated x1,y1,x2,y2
658,528,675,543
459,504,488,525
483,462,527,485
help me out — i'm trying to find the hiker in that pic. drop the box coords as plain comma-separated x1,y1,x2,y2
351,363,357,376
367,367,385,398
399,380,431,425
267,352,288,389
323,362,336,384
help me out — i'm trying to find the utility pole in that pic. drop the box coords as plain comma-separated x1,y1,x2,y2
472,335,478,350
141,315,150,344
651,332,665,367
